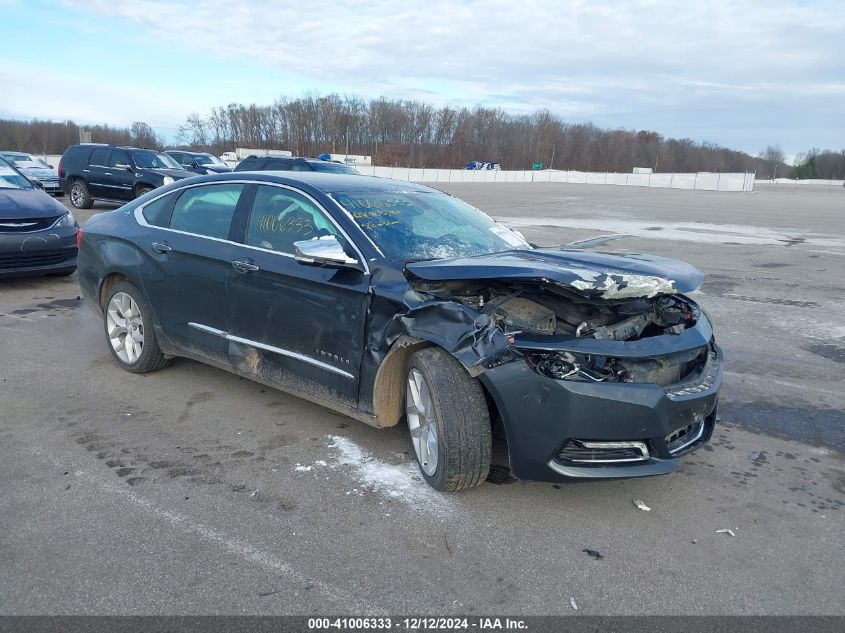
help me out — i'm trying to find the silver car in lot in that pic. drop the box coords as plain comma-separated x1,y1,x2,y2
0,152,63,196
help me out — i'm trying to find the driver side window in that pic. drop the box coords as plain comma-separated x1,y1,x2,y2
245,186,339,254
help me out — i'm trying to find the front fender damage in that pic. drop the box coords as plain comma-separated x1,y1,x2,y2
366,267,710,427
387,293,509,376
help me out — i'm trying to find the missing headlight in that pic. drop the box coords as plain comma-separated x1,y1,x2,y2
524,345,709,385
526,351,623,382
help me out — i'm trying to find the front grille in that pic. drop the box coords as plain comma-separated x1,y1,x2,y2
0,216,60,233
557,439,650,465
665,420,706,455
0,248,76,270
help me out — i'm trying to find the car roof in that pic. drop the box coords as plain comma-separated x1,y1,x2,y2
166,150,212,156
210,170,435,195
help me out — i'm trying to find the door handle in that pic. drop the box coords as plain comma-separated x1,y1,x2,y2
104,172,112,176
232,258,259,274
151,241,172,254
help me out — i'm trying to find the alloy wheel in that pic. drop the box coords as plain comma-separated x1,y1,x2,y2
106,292,145,364
70,184,85,207
406,368,439,476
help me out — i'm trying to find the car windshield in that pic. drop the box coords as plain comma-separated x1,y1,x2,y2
131,151,181,169
2,153,46,169
194,154,224,166
309,161,358,174
0,161,34,189
332,190,529,261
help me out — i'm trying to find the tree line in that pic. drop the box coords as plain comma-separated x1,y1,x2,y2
1,93,842,177
175,94,763,173
790,149,845,180
0,120,161,155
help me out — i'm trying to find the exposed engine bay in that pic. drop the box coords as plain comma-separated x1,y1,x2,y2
409,278,709,386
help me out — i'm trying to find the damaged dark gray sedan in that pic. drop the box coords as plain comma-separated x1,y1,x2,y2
77,172,722,491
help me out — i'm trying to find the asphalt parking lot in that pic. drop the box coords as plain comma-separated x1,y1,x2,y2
1,182,843,615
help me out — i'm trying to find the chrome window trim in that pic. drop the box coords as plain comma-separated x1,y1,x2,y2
134,180,370,274
188,322,354,380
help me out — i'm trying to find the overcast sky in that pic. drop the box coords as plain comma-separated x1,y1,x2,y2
1,0,843,158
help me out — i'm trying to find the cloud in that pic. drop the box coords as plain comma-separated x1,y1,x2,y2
0,59,196,131
9,0,845,151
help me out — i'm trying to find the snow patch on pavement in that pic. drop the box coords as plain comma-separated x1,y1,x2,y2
327,435,453,512
294,459,327,472
497,216,845,250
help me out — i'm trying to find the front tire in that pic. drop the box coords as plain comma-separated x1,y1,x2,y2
103,281,170,373
69,179,93,209
135,185,153,199
405,347,491,491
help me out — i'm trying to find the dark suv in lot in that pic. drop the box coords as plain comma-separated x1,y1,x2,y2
59,144,194,209
233,155,359,174
164,150,233,174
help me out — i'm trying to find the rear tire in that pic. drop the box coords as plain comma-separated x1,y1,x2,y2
103,281,170,374
405,347,491,491
69,179,93,209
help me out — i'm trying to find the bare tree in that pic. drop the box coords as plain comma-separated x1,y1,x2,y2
759,144,785,178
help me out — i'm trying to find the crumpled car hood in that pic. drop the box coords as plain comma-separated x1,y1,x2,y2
405,248,704,299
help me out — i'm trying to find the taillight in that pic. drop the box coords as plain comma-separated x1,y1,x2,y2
57,160,64,178
76,227,83,249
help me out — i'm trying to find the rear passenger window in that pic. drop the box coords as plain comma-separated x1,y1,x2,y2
169,184,244,240
89,148,110,165
141,193,176,227
108,150,130,168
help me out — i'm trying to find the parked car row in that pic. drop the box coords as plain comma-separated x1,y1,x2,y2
0,151,63,195
0,142,362,279
0,156,78,277
55,144,360,210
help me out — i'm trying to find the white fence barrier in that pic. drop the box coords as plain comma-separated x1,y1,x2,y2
757,178,844,187
353,166,755,191
31,153,757,192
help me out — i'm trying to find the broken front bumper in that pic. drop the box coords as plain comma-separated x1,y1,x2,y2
479,324,723,482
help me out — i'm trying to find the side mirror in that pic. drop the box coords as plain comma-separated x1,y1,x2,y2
30,178,44,189
293,235,360,268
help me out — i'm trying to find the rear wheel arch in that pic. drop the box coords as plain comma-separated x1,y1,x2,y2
99,272,127,310
102,280,170,373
